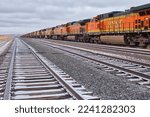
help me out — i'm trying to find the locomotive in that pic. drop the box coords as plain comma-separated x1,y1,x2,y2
22,3,150,48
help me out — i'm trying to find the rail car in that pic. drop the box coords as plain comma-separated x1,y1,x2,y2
21,3,150,48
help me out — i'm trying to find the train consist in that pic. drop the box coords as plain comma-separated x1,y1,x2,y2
21,3,150,47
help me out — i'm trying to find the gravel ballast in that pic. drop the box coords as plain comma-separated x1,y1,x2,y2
24,38,150,100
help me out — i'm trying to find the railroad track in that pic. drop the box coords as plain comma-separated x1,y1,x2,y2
84,43,150,56
30,39,150,88
0,40,13,66
0,38,99,100
0,41,5,47
0,40,9,48
0,41,14,99
37,39,150,56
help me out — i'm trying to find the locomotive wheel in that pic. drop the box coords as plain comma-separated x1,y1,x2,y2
146,44,150,49
138,37,147,47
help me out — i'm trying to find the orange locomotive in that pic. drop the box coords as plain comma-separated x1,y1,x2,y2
85,4,150,47
22,3,150,48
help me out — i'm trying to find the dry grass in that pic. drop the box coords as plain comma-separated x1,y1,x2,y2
0,35,11,41
0,35,11,65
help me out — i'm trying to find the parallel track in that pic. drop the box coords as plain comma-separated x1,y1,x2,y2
82,43,150,56
32,39,150,88
0,38,99,100
0,41,6,47
0,40,9,45
37,39,150,56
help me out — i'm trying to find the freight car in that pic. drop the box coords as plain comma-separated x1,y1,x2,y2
21,3,150,48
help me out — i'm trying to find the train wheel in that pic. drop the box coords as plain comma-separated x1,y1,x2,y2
146,44,150,49
125,35,133,46
138,37,147,47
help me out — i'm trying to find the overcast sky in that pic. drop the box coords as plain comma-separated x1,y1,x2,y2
0,0,149,34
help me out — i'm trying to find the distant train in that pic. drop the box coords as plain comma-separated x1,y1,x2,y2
21,3,150,48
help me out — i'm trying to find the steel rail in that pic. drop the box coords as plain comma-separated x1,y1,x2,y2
87,45,150,56
34,40,150,80
35,38,150,55
3,39,16,100
36,39,150,67
2,38,99,100
22,40,97,100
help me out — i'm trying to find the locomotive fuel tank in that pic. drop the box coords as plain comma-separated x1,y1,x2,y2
100,35,125,45
67,36,76,41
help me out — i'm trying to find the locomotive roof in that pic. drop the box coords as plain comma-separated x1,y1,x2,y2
97,11,123,19
39,29,46,31
130,3,150,12
78,19,91,25
67,21,77,25
113,10,131,17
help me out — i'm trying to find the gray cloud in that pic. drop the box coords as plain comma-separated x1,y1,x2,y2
0,0,149,34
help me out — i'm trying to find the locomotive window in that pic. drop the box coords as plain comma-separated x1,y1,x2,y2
90,19,93,22
138,19,141,23
138,25,141,29
149,19,150,28
135,20,138,23
139,11,146,16
146,10,150,15
109,14,113,17
141,21,144,27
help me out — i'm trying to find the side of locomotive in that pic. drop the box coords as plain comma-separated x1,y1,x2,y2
85,4,150,47
21,3,150,48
